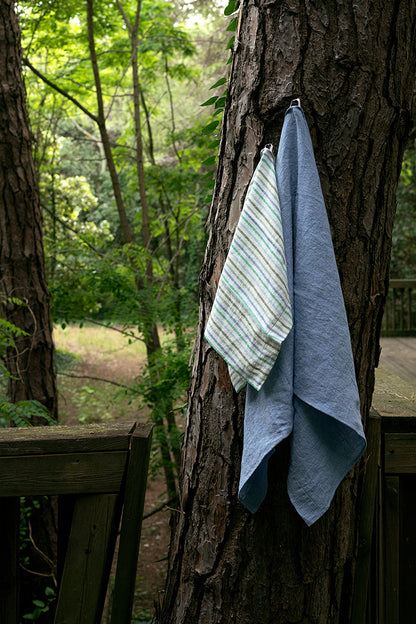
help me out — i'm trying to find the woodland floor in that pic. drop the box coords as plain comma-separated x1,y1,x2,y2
54,324,175,623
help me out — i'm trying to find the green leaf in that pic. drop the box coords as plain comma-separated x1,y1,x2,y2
200,96,218,107
224,0,239,16
33,600,46,608
226,36,235,50
201,156,216,167
227,17,238,32
215,97,227,109
208,139,221,148
209,77,227,90
201,120,220,135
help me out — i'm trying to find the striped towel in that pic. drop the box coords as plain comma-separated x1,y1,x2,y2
204,146,292,392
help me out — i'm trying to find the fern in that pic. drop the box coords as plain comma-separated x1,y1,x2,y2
0,399,55,427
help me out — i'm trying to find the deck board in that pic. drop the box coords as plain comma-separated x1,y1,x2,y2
378,337,416,384
373,338,416,417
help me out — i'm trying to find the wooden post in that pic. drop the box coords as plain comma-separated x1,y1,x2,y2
54,494,120,624
377,454,384,624
110,426,152,624
384,476,400,624
351,411,381,624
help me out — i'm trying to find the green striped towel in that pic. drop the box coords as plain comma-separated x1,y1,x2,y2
205,146,292,391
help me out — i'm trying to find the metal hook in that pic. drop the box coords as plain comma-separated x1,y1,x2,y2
290,98,301,107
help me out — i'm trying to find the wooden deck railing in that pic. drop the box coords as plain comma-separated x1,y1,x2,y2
0,421,152,624
352,410,416,623
382,278,416,335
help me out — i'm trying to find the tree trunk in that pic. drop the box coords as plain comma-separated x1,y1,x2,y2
161,2,416,623
0,0,57,419
0,4,58,622
86,0,134,246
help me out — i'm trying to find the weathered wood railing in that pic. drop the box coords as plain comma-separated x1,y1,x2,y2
0,421,152,624
382,278,416,335
352,410,416,623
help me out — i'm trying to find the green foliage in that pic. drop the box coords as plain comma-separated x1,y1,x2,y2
74,384,113,424
19,496,41,568
137,340,190,413
0,297,54,426
22,585,56,620
224,0,240,16
0,298,28,343
0,314,28,383
0,400,55,428
20,496,56,620
132,581,154,623
391,147,416,277
132,334,191,479
17,0,232,499
19,0,219,328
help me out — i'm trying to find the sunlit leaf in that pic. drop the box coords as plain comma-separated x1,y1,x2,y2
201,96,218,107
202,120,220,135
210,77,227,90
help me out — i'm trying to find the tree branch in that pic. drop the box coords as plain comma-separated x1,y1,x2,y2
28,519,57,587
156,205,197,301
57,371,131,389
143,497,177,520
84,317,145,342
41,202,106,258
23,56,98,124
164,56,182,163
116,0,133,33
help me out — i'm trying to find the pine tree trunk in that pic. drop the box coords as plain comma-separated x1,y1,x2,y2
0,4,58,621
161,1,416,623
0,0,57,419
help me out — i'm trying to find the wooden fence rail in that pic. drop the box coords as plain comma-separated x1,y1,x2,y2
0,421,152,624
382,278,416,335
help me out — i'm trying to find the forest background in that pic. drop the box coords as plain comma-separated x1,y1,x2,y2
1,0,416,619
2,0,236,495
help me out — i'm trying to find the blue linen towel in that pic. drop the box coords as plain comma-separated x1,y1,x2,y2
239,105,366,525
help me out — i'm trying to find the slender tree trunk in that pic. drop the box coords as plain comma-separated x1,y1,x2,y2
113,0,162,359
131,28,162,359
86,0,134,246
161,2,416,623
0,0,57,419
141,84,185,351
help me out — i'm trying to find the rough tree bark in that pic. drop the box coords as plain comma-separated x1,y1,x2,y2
0,4,58,621
161,1,416,623
0,0,57,419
